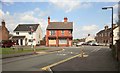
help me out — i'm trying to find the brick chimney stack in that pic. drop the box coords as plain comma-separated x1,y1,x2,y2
48,16,50,25
104,25,109,30
113,24,117,28
64,17,68,22
1,20,5,27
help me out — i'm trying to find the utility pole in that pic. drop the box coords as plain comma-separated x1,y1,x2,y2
102,7,114,48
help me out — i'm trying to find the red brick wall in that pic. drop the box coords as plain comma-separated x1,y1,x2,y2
0,25,9,41
46,30,72,47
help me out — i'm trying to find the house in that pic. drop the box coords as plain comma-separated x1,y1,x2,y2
46,17,73,47
12,24,42,46
85,34,95,42
95,24,117,45
113,26,119,44
0,20,9,41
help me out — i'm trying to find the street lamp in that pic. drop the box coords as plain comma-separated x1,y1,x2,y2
102,7,113,48
29,26,34,48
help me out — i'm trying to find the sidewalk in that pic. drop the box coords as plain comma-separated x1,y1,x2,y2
51,48,118,71
2,47,63,59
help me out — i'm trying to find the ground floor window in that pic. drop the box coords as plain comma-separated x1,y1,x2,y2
49,38,56,44
59,38,67,44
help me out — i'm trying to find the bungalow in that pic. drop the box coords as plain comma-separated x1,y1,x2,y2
12,24,42,46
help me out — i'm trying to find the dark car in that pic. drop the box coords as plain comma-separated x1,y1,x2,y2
1,40,16,48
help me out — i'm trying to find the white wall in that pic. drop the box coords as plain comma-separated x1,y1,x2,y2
85,36,95,42
113,26,119,45
13,24,42,46
34,24,42,45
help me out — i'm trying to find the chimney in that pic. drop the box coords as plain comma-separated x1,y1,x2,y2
104,25,108,30
1,20,5,27
88,34,90,36
48,16,50,25
113,24,117,28
64,17,68,22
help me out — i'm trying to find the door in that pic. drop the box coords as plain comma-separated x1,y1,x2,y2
20,39,23,45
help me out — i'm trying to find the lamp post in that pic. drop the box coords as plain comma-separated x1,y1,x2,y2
29,26,34,48
102,7,113,48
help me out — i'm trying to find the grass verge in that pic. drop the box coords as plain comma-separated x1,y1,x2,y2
0,48,48,55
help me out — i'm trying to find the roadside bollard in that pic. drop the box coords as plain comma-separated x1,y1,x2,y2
80,48,84,58
33,46,37,54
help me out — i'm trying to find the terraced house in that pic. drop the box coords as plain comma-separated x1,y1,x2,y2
46,17,73,47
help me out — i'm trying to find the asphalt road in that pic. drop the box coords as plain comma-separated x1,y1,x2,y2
2,47,81,71
52,46,118,71
2,46,118,71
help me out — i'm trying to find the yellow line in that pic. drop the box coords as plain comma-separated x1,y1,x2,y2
41,54,81,71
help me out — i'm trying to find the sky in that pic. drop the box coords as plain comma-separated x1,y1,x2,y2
0,0,119,39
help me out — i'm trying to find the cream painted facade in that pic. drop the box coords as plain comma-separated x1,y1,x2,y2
113,26,119,45
85,36,95,42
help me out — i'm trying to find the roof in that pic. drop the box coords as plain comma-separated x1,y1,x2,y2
14,24,39,31
97,26,118,35
47,22,73,30
12,36,25,39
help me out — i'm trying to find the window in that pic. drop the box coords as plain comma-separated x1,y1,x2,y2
69,30,72,34
105,33,107,36
61,30,64,35
16,32,19,35
28,32,32,35
59,39,67,44
29,39,33,42
50,30,55,35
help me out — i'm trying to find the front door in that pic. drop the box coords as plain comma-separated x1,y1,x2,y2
20,39,23,45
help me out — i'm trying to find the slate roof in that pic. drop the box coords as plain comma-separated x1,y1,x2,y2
14,24,39,31
96,26,118,35
12,36,26,39
47,22,73,30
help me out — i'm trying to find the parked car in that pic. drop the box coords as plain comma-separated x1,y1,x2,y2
88,41,99,46
1,40,16,48
76,42,85,46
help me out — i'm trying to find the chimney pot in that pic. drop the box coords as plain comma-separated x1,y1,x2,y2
64,17,68,22
1,20,5,27
104,25,108,30
48,16,50,25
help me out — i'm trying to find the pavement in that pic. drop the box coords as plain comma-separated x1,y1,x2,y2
51,47,119,72
1,46,64,59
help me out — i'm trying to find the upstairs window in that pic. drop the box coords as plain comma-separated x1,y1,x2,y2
61,30,64,35
16,32,19,35
69,30,72,34
28,32,32,35
50,30,55,35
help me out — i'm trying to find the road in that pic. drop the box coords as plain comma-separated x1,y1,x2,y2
2,46,118,71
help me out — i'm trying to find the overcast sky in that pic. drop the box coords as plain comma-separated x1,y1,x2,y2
0,0,119,39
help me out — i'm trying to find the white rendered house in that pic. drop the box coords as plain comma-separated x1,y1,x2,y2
12,24,42,46
113,26,119,45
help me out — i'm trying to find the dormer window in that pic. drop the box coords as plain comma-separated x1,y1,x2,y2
16,32,19,35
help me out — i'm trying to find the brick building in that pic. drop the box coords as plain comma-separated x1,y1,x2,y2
95,24,117,45
0,20,9,41
46,17,73,47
